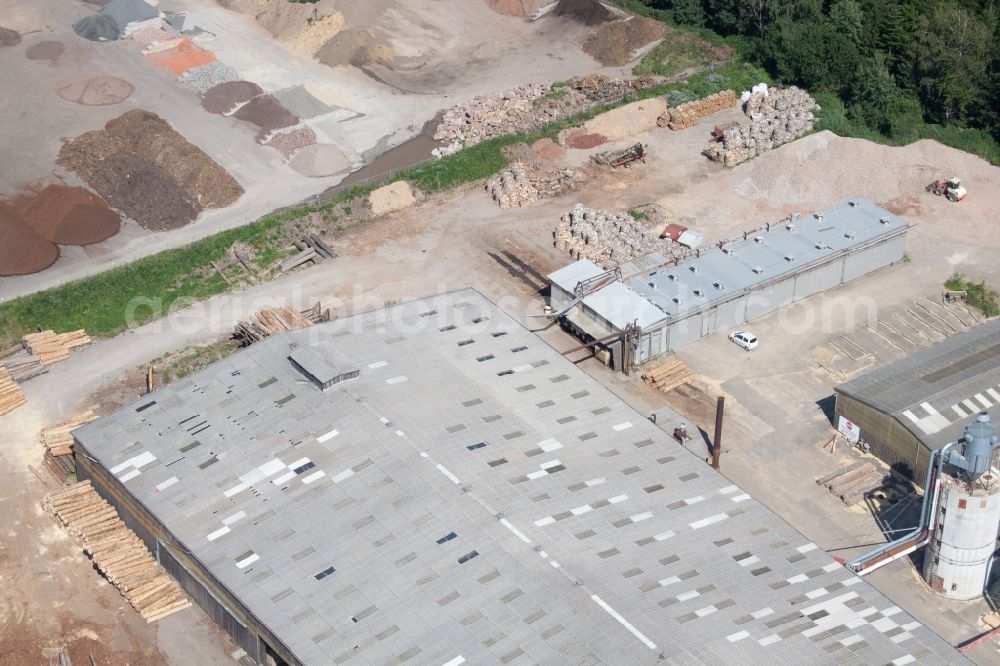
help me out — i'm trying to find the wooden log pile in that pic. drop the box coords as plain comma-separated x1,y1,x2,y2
281,235,336,272
234,302,330,345
22,329,91,365
817,462,887,505
44,481,192,623
0,366,27,416
41,411,98,480
0,343,48,382
641,359,694,393
657,90,737,130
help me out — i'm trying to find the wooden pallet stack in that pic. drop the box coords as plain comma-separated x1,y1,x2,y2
234,302,330,345
45,481,192,623
816,462,887,505
22,329,91,366
0,367,27,415
641,360,694,393
40,411,97,479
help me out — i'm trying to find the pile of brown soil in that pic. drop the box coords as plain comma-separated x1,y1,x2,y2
0,205,59,276
56,76,134,106
532,137,566,161
0,27,21,47
57,110,243,230
201,80,263,114
315,28,394,68
25,40,65,62
583,16,665,66
232,94,298,141
567,131,607,149
552,0,611,25
487,0,554,18
13,185,120,245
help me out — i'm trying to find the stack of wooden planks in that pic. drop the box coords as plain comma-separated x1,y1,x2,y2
45,481,192,623
641,359,694,393
280,235,336,272
234,301,331,345
0,366,27,415
22,329,91,365
41,411,97,479
816,462,887,505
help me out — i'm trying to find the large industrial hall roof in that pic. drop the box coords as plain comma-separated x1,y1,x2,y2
549,198,907,331
75,290,963,665
837,317,1000,451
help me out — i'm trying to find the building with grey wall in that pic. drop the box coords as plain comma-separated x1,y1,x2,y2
835,317,1000,485
74,290,962,665
548,198,908,370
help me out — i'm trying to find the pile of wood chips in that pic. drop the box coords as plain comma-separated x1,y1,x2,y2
45,481,192,623
816,462,887,505
641,359,694,393
234,302,330,344
0,367,26,416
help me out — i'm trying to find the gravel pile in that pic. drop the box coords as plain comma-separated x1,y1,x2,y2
583,15,665,66
25,41,66,61
0,27,21,47
434,74,636,147
72,15,121,41
263,125,317,158
176,61,239,93
554,204,671,268
704,86,817,166
232,94,299,142
201,80,262,114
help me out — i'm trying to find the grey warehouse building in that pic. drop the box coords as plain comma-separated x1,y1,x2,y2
835,317,1000,486
73,290,964,665
548,198,908,370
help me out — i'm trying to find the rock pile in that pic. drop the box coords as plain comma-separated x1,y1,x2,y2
703,86,817,166
486,164,538,209
657,89,737,130
554,204,670,268
530,167,583,197
434,75,636,147
177,61,239,93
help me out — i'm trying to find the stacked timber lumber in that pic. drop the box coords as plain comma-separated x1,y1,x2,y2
45,481,192,623
281,235,336,272
234,302,329,344
41,411,97,480
641,360,694,393
22,329,91,366
0,367,27,415
656,90,738,130
0,343,48,382
817,462,886,505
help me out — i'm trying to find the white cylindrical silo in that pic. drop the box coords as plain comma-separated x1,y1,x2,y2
923,474,1000,600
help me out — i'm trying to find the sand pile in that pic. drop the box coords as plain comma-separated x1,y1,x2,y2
289,144,350,177
0,27,21,47
232,95,299,141
583,16,665,66
26,41,66,61
553,0,611,25
13,186,120,245
369,181,417,216
201,80,262,114
58,110,243,230
582,97,666,141
56,76,134,106
315,28,394,68
532,138,565,161
487,0,555,19
0,206,59,276
287,11,345,56
72,15,121,41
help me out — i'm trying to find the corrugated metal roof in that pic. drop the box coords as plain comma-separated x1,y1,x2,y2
837,318,1000,450
75,290,964,665
549,199,908,332
548,258,603,293
579,280,667,330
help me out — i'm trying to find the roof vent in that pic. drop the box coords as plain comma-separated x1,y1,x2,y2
752,266,764,275
713,281,725,291
693,289,705,298
849,200,859,207
672,296,684,305
689,266,700,274
668,273,679,282
784,255,795,262
721,247,732,255
754,236,764,244
813,213,824,222
844,232,856,240
648,282,658,291
879,216,891,225
288,345,359,391
786,223,795,231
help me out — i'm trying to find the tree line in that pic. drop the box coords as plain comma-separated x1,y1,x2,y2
630,0,998,146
